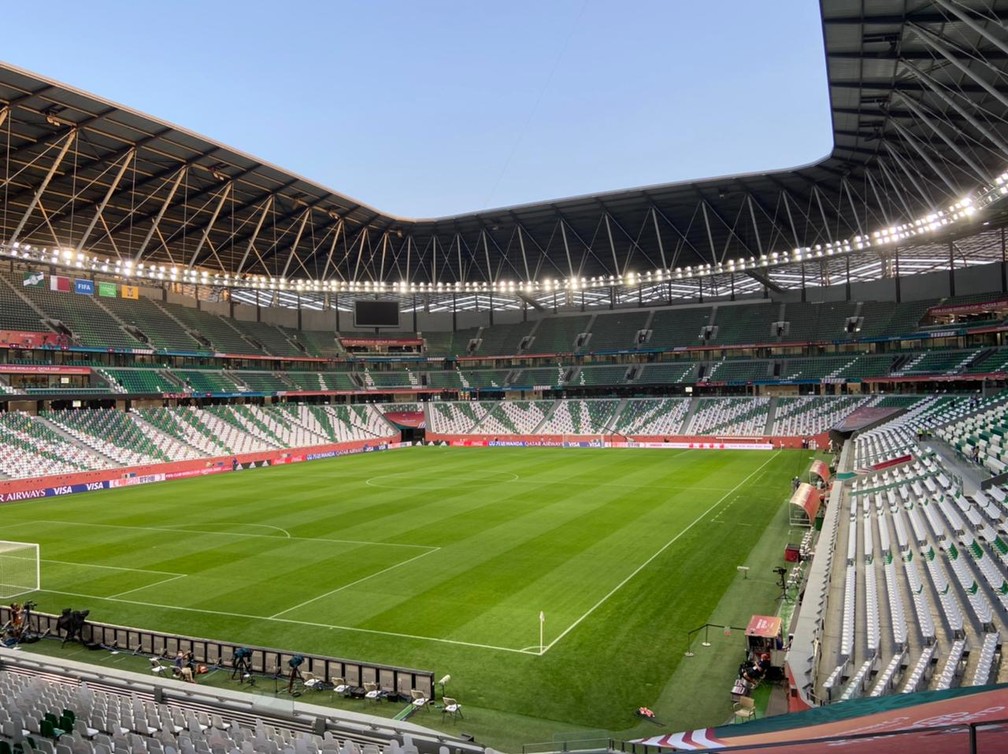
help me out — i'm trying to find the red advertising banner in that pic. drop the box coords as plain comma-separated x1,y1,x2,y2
928,298,1008,317
341,337,423,347
0,364,90,375
0,330,63,348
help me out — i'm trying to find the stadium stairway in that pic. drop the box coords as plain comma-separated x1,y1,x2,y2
680,397,702,432
763,396,778,436
33,414,129,469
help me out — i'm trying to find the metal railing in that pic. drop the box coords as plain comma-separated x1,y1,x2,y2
1,606,434,698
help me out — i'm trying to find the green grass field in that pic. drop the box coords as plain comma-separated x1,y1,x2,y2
0,446,805,748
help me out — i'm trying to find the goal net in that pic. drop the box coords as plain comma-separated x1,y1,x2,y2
0,541,40,599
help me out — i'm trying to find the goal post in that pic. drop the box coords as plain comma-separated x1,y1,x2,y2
0,541,40,599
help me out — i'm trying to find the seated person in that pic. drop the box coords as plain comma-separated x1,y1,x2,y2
173,650,195,682
741,653,771,684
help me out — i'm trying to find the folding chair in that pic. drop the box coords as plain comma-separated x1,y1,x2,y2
733,696,756,722
441,697,462,722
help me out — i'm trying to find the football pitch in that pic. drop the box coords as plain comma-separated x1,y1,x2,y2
0,446,804,746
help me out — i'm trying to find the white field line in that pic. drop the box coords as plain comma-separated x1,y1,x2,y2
42,559,183,577
39,588,530,655
539,453,780,655
269,547,441,618
110,573,187,599
30,520,436,551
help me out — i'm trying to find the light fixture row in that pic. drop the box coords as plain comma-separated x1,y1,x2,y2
0,171,1004,294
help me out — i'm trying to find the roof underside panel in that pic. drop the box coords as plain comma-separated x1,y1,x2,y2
0,0,1007,285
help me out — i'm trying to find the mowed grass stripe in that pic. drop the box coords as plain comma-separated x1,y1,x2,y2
0,446,804,739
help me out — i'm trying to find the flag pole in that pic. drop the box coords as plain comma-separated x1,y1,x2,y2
539,611,545,654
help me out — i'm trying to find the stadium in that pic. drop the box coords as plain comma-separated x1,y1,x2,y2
1,0,1008,751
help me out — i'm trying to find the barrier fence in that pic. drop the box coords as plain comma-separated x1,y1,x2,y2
0,606,435,699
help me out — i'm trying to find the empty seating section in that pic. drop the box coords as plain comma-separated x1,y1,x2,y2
575,365,630,386
687,397,770,436
98,296,203,352
0,411,109,478
102,368,178,394
11,274,142,350
545,399,618,435
42,408,173,466
781,356,857,381
637,362,698,384
0,278,47,331
586,311,649,351
773,396,874,436
705,359,770,383
513,366,566,387
229,319,304,357
611,398,690,436
460,369,510,388
820,402,1008,702
932,395,1008,474
841,353,899,379
967,348,1008,374
0,665,435,754
780,303,821,343
159,302,260,355
290,328,341,357
858,300,936,339
366,367,415,389
475,321,532,356
426,370,465,389
174,370,242,394
790,301,857,342
895,349,980,376
529,315,591,354
479,401,551,434
426,402,489,434
647,307,711,348
423,327,480,357
711,303,775,345
233,371,291,393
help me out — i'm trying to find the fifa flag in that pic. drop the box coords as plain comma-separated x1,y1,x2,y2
74,279,95,295
22,270,44,287
98,281,118,298
121,285,139,300
49,275,71,293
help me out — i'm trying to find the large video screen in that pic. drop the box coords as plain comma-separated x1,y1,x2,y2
353,300,400,328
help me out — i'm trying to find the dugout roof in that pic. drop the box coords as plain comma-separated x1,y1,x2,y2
1,0,1007,302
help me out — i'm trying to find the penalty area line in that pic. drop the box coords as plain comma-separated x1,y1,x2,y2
37,588,529,655
269,547,442,619
540,453,779,655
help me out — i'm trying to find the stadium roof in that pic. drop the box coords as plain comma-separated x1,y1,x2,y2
0,0,1007,305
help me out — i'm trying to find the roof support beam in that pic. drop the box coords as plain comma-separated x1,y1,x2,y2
516,223,531,281
650,207,668,269
909,24,1008,113
280,208,312,280
902,61,1008,156
75,148,134,254
188,181,232,270
558,220,575,280
603,213,620,276
9,127,76,247
700,201,718,265
892,93,991,184
134,167,186,262
236,197,273,276
321,218,345,281
888,119,962,196
931,0,1008,58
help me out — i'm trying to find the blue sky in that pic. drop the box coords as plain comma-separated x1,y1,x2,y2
3,1,831,219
